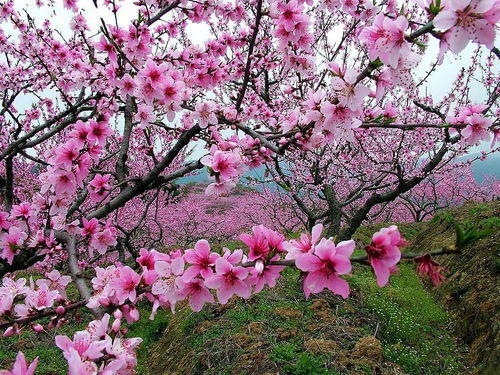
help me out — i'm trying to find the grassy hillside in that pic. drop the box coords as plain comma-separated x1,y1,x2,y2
3,202,498,374
408,201,500,375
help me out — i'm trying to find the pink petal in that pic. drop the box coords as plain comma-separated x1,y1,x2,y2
232,266,249,280
314,238,335,260
182,265,201,282
332,255,352,275
215,258,232,275
326,275,350,299
216,284,234,305
335,240,355,257
204,275,223,289
295,253,323,272
195,239,210,257
433,10,458,30
171,257,185,276
311,224,323,244
448,27,470,54
304,270,327,294
371,259,390,287
233,279,251,299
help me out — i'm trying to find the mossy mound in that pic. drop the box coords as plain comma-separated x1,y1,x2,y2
408,201,500,374
146,269,407,375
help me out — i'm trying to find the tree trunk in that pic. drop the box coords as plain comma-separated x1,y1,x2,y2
323,184,342,238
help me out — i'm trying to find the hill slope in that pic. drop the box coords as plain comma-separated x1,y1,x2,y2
408,201,500,375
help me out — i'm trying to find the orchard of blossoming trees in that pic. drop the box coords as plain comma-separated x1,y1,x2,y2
0,0,498,373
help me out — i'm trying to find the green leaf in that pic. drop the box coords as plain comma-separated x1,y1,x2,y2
454,223,465,248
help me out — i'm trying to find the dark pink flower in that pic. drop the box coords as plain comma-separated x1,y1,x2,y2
414,254,446,286
295,238,354,299
182,240,219,282
365,226,406,287
204,256,250,304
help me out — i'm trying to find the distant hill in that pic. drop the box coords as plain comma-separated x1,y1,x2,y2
178,152,500,185
466,152,500,181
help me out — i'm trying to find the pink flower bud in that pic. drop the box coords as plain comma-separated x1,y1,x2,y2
112,318,121,332
32,324,44,332
113,309,123,319
3,326,19,337
47,317,58,329
129,307,139,322
56,306,65,314
255,260,264,274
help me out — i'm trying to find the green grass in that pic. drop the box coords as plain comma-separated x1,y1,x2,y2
346,224,465,375
348,262,464,375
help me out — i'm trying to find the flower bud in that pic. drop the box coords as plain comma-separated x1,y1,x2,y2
112,318,121,332
3,326,19,337
56,306,66,315
32,324,44,332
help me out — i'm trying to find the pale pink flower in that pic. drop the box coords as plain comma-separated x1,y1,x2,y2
175,278,215,312
64,349,98,375
247,256,285,293
331,69,370,111
461,113,492,145
0,290,13,315
10,203,36,221
135,104,155,128
433,0,499,53
0,351,38,375
24,283,60,310
90,227,117,255
201,150,241,181
48,169,77,196
205,180,236,196
1,226,28,265
55,331,108,361
37,270,71,297
193,101,218,128
359,14,410,68
0,211,10,230
283,224,323,260
109,266,141,304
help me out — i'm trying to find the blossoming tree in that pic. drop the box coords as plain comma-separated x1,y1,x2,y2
0,0,498,373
